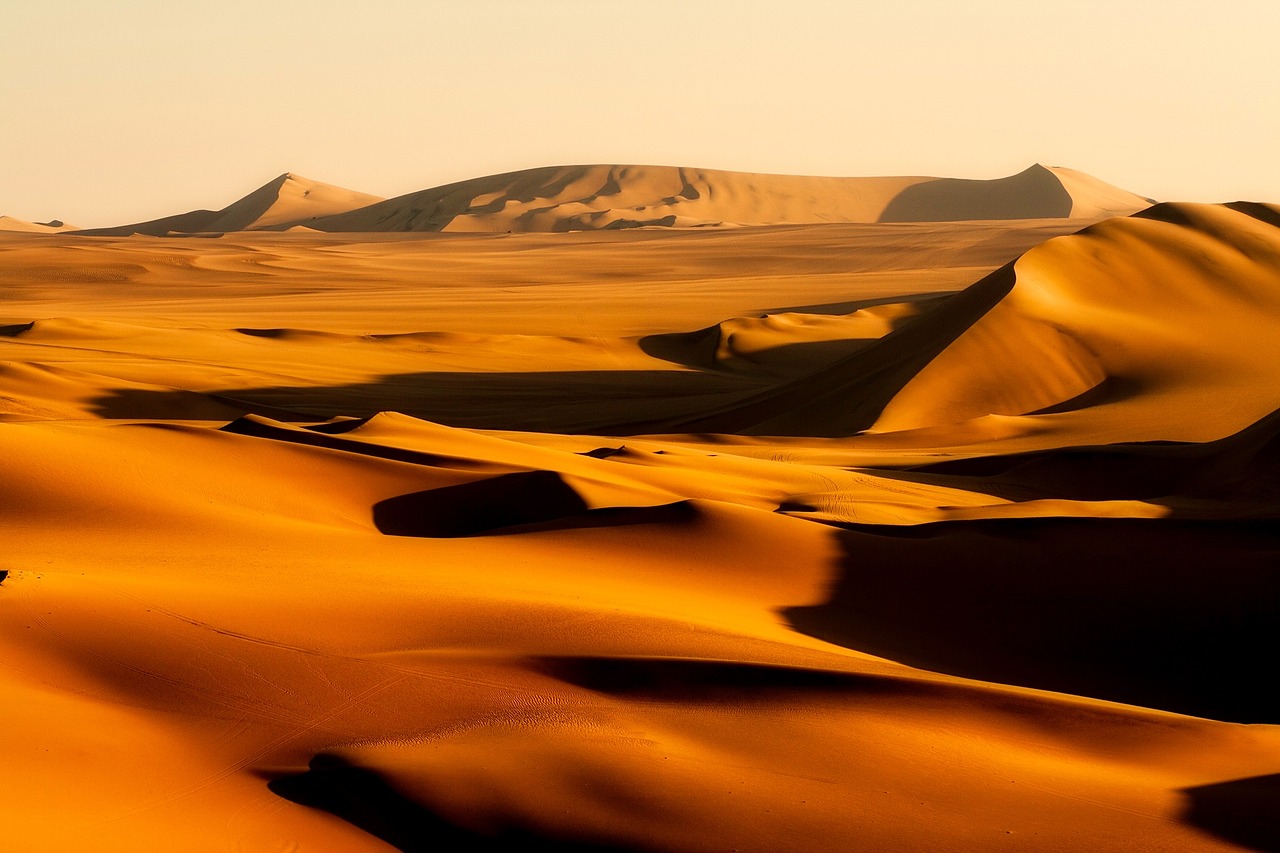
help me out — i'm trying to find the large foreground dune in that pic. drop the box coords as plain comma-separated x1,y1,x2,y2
1,174,1278,852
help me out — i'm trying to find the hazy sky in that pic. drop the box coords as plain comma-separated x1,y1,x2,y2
4,0,1278,226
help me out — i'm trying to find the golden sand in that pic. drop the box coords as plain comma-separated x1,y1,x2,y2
1,170,1275,852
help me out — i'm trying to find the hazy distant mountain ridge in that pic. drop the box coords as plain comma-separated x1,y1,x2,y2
296,163,1150,233
72,164,1152,236
0,215,76,233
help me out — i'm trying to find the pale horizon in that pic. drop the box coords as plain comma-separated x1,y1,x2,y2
4,0,1278,227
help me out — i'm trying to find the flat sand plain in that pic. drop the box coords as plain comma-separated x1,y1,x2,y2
2,202,1279,851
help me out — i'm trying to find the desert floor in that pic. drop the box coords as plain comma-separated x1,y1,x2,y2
2,210,1279,851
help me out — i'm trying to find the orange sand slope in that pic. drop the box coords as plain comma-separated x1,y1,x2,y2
71,163,1151,236
2,197,1279,852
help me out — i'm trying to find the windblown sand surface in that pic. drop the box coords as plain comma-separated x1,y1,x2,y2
1,171,1278,852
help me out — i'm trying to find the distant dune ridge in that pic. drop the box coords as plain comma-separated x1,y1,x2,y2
0,215,75,233
69,163,1151,236
73,173,385,237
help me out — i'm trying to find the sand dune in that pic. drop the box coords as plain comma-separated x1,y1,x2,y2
71,163,1150,237
293,162,1150,233
618,202,1280,447
0,215,75,232
868,202,1280,442
73,173,383,236
2,182,1278,851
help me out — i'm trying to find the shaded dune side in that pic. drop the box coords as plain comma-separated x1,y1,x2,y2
374,473,697,539
785,517,1280,722
372,471,589,537
1180,774,1280,853
293,163,1145,234
0,360,296,422
610,266,1016,436
194,369,759,435
270,755,632,853
898,406,1280,507
72,208,226,238
878,164,1073,221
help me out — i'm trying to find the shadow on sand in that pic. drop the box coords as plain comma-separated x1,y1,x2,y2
783,517,1280,722
1179,773,1280,853
373,470,698,539
861,405,1280,507
269,755,630,853
372,470,587,537
92,368,760,433
879,165,1073,222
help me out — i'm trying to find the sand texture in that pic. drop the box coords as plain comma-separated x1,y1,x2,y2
1,170,1277,852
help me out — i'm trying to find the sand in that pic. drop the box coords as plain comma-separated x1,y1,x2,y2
1,168,1277,852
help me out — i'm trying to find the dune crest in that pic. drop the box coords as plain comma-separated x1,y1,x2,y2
73,173,383,236
0,215,75,233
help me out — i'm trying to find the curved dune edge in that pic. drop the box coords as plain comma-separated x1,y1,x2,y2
3,201,1280,851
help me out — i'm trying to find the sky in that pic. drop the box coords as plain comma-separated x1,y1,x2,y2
3,0,1279,226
